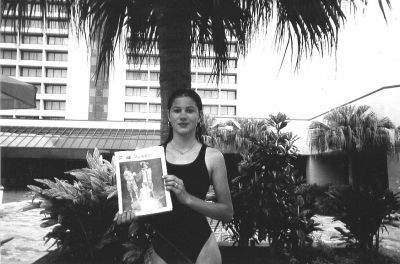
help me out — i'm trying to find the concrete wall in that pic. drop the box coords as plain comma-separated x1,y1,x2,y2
306,154,348,186
387,153,400,193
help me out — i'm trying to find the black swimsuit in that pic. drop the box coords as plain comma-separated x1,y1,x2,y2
151,143,212,263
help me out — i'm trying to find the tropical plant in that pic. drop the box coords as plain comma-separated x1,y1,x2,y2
212,114,320,256
2,0,391,142
328,185,400,251
308,105,397,186
204,116,269,154
25,149,151,263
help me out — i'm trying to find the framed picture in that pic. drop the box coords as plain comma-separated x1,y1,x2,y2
114,146,172,216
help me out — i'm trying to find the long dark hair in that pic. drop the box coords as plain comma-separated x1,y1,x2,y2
164,89,204,144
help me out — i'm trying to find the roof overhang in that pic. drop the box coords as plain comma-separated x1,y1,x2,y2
0,119,161,159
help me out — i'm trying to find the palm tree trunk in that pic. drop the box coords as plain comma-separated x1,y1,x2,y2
155,1,192,143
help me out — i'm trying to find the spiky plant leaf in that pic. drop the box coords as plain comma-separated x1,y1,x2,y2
23,148,131,261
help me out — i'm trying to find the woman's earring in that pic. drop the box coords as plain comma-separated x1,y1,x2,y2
168,121,171,127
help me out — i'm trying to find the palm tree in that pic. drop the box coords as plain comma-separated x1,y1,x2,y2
2,0,391,142
204,113,295,154
308,105,396,186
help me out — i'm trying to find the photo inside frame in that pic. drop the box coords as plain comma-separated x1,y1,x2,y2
119,157,168,214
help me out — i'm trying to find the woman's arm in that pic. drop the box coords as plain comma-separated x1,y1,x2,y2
164,147,233,222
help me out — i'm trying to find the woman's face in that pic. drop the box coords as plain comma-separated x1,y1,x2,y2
168,96,201,137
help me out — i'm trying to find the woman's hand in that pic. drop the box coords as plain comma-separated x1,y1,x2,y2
113,203,140,225
163,174,191,205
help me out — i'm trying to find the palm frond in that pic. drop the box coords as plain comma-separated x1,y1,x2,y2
309,105,398,153
2,0,391,81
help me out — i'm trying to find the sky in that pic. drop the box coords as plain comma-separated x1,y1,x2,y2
236,1,400,121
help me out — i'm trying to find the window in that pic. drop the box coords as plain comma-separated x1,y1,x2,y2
46,67,67,78
221,74,237,84
149,71,160,81
220,90,236,100
126,70,147,81
220,106,236,116
196,57,236,68
35,100,40,110
197,89,218,99
125,103,147,113
1,18,15,27
47,35,68,45
127,54,149,65
47,4,68,17
228,43,237,54
1,66,16,76
45,84,66,94
197,73,213,83
27,19,43,29
149,87,160,97
126,87,147,96
149,103,161,113
203,43,214,54
191,57,197,66
47,20,68,29
16,116,39,119
191,73,196,82
227,58,237,68
0,33,17,43
0,49,17,59
44,100,66,110
21,50,42,61
20,67,42,77
197,57,215,68
42,116,65,120
203,105,218,115
46,51,68,61
124,118,146,122
26,3,42,14
149,55,160,66
30,83,41,94
22,34,43,44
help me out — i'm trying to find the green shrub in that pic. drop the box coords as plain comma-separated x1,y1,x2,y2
224,114,320,256
25,149,151,263
302,184,348,216
328,185,400,251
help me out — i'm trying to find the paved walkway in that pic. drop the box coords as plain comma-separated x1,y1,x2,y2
312,215,400,252
1,200,400,264
0,201,53,264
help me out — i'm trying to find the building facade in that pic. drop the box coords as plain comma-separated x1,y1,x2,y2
0,6,239,196
0,6,239,122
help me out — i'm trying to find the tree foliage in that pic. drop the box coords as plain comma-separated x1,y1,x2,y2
1,0,391,79
207,114,320,257
328,185,400,251
2,0,392,142
25,149,151,263
308,105,396,154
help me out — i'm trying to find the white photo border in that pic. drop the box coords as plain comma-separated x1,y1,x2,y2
114,146,172,216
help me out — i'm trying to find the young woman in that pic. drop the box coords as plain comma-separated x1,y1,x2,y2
116,89,233,264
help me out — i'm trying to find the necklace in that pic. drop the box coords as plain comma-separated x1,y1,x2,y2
170,141,197,155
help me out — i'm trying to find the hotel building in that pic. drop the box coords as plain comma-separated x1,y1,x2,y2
0,11,238,122
0,6,239,188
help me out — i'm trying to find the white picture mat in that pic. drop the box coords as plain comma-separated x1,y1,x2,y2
114,146,172,216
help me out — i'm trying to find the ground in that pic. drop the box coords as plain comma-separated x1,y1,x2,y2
1,191,400,264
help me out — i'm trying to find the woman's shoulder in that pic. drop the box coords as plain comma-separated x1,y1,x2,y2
205,146,225,163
